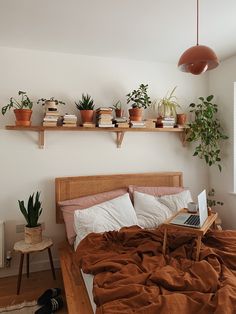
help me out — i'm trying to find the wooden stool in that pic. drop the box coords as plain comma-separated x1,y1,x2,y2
14,237,56,295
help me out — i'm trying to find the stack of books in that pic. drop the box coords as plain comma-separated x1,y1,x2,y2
144,119,156,129
113,117,129,128
130,121,146,128
63,114,77,127
96,107,114,128
160,117,176,128
43,109,60,127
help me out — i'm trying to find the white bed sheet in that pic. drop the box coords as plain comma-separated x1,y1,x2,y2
81,269,96,313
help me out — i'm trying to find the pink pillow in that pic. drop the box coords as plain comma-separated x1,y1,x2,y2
58,188,128,244
129,185,185,200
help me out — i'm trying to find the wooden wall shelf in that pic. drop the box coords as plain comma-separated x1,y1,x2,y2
5,125,187,149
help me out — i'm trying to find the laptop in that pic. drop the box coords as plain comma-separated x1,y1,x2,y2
169,190,208,228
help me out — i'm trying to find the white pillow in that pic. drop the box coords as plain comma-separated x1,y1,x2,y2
133,191,172,229
74,193,138,247
158,190,193,213
133,190,193,229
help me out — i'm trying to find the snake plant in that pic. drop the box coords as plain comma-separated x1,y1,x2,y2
75,94,95,110
18,192,43,228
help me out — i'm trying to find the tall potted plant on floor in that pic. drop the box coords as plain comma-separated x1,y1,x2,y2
1,91,33,126
18,192,43,244
75,93,95,124
127,84,151,121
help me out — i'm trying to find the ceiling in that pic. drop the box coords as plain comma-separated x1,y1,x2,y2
0,0,236,63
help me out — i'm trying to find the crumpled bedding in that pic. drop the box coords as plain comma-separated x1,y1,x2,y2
75,226,236,314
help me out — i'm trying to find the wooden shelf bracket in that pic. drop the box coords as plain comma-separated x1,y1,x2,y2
179,129,188,147
39,130,45,149
116,131,125,148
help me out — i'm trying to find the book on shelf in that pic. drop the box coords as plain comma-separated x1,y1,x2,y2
43,117,58,122
82,123,96,128
62,124,77,127
114,117,128,123
63,120,78,124
130,125,146,128
162,125,175,128
97,119,112,123
96,107,113,111
98,124,115,128
98,120,113,125
144,121,156,128
98,114,113,119
116,123,130,128
162,117,175,121
43,122,57,127
130,121,145,126
45,111,61,116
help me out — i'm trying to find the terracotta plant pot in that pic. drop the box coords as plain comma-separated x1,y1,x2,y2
129,108,143,121
14,109,32,126
177,113,187,125
24,225,42,244
44,100,57,113
115,109,123,118
80,110,94,123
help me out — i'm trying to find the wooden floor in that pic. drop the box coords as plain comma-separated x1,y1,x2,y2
0,269,67,313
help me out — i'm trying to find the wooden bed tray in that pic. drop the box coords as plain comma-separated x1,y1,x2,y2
56,172,183,313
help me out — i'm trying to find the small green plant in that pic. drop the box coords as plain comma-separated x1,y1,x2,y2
127,84,151,109
156,86,181,117
37,97,65,106
112,101,122,110
207,188,224,208
187,95,228,172
75,94,95,110
18,192,43,228
2,91,33,115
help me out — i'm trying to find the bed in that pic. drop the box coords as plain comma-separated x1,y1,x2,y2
56,172,236,314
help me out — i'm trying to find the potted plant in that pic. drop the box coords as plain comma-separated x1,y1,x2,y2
18,192,43,244
1,91,33,126
37,97,65,112
187,95,228,172
127,84,151,121
207,188,224,208
75,93,95,123
156,86,181,119
112,101,123,118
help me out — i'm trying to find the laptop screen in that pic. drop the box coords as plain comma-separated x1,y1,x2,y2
198,190,208,226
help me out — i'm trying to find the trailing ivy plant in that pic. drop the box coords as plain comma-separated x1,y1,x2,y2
207,188,224,208
187,95,228,172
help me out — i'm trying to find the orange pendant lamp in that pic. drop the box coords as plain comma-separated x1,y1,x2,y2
178,0,219,75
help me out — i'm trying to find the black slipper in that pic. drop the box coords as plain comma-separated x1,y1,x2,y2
35,296,64,313
37,288,61,305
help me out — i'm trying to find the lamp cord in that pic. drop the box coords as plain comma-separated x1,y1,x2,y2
197,0,199,45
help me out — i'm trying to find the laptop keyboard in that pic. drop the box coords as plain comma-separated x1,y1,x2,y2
184,215,200,226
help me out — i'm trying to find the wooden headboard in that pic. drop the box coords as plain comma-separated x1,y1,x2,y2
55,172,183,223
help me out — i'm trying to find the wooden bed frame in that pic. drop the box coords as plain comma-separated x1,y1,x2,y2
56,172,183,314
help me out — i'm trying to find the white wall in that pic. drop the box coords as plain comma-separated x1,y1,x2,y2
0,47,208,277
208,56,236,229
